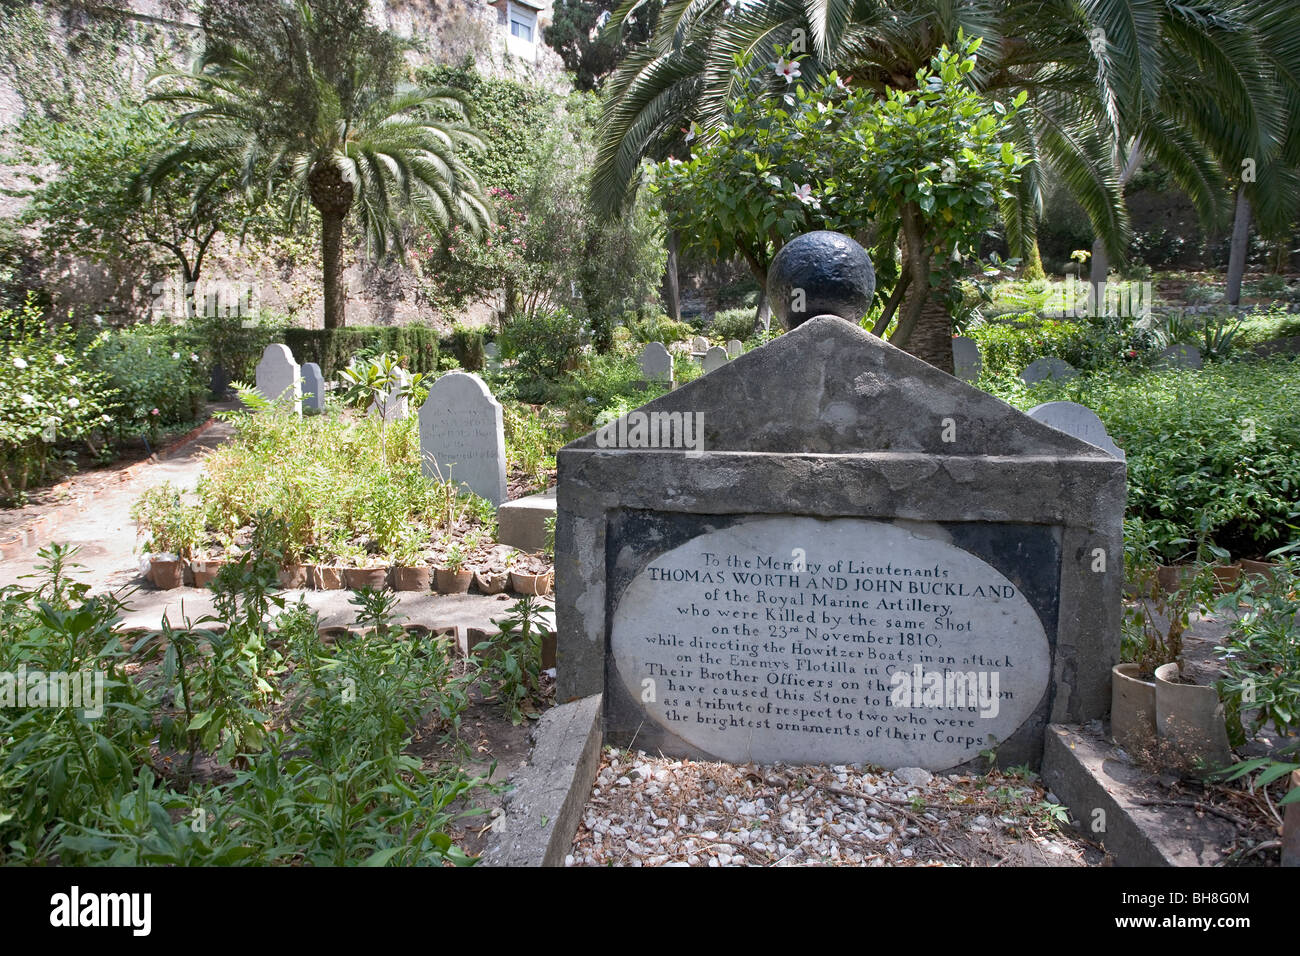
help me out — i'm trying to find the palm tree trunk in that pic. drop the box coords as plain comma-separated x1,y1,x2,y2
322,209,345,330
1227,187,1251,306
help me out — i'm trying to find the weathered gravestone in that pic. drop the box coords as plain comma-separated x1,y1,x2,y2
952,336,982,383
254,344,301,416
1027,402,1125,461
701,345,729,373
301,362,325,414
369,367,411,422
556,235,1125,771
1020,356,1078,385
1156,343,1203,369
726,339,744,359
637,342,674,386
691,335,709,355
418,372,507,505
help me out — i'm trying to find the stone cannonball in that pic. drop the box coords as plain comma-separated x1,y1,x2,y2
766,231,876,329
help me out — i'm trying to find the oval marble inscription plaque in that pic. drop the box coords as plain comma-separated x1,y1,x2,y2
610,516,1051,769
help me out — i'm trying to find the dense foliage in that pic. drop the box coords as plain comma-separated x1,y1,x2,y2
995,357,1300,562
0,544,499,865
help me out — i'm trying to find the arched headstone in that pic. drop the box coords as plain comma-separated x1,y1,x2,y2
254,344,301,416
1027,401,1126,460
418,372,507,505
1020,356,1078,385
637,342,674,384
369,367,411,422
701,345,729,373
726,339,744,358
691,335,709,354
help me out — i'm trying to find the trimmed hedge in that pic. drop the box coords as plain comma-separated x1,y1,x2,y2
282,327,441,379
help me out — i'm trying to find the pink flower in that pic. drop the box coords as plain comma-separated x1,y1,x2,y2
793,183,818,206
151,408,159,416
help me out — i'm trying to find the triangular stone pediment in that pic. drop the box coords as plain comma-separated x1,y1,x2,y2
568,316,1113,458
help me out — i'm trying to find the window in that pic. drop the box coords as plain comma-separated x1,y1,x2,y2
510,17,533,41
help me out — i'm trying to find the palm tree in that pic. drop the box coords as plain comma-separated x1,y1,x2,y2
146,2,491,329
594,0,1300,366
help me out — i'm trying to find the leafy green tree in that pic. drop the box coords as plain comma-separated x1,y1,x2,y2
654,42,1023,365
419,93,663,345
22,101,253,317
148,0,491,329
595,0,1300,296
544,0,656,91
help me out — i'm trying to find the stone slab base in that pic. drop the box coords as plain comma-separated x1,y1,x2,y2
480,694,602,867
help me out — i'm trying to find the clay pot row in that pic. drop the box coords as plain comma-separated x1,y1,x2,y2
1111,662,1232,771
1151,559,1282,595
151,557,553,596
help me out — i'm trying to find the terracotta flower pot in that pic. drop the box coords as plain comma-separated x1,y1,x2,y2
1210,563,1242,593
190,558,225,588
1153,662,1233,772
318,626,355,645
391,565,431,592
150,557,184,590
315,565,344,590
343,567,389,591
1111,663,1157,753
1239,558,1278,576
509,570,552,596
1156,564,1194,594
434,568,473,594
474,569,509,594
278,564,309,589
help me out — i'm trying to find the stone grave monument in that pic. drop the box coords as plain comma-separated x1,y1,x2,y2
254,344,301,416
302,362,325,414
418,371,507,505
1156,343,1202,369
1020,356,1078,385
369,367,411,422
952,336,981,383
701,345,729,373
1027,401,1125,460
556,231,1125,771
726,339,744,359
637,342,674,387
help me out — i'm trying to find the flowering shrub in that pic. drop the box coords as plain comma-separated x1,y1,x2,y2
0,300,112,499
92,326,206,441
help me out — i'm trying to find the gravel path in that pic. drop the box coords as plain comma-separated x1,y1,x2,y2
569,748,1099,867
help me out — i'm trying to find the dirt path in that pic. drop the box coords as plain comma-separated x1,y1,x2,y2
0,415,234,595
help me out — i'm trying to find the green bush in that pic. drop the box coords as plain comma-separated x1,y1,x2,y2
446,323,486,371
556,351,668,431
498,308,583,402
0,303,113,500
192,311,285,384
282,326,440,379
991,356,1300,561
92,325,206,439
710,308,757,341
629,314,694,345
